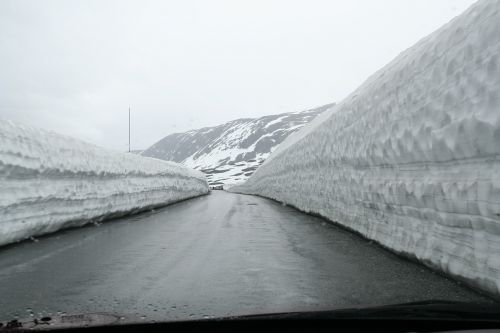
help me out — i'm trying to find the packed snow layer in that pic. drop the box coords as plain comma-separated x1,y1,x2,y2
232,0,500,296
0,120,209,247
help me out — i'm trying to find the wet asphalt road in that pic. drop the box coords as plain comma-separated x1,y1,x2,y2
0,191,491,321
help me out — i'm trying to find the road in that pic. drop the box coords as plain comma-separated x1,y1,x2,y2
0,191,491,322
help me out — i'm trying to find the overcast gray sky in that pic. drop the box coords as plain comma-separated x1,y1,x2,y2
0,0,477,151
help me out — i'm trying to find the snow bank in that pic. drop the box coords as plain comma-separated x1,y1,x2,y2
0,120,209,247
232,0,500,297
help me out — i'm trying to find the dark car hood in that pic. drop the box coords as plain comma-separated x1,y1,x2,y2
2,300,500,332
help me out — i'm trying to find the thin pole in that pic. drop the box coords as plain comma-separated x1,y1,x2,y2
128,107,131,153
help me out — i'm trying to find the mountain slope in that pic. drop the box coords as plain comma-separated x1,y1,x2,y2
141,103,334,185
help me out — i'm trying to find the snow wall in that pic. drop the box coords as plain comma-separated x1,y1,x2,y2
232,0,500,297
0,120,209,247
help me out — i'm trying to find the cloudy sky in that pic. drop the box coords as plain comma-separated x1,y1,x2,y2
0,0,476,151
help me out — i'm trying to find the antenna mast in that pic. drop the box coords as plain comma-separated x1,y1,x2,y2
128,107,131,153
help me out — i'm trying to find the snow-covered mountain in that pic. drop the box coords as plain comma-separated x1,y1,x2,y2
141,103,333,185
